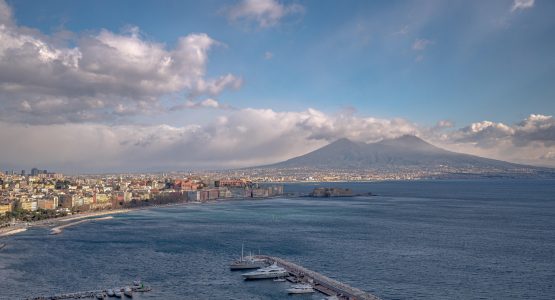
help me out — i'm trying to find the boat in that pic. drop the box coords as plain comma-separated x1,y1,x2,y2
230,244,268,270
96,292,106,299
241,263,288,280
114,290,123,298
123,286,133,297
106,289,114,297
273,278,286,282
287,283,315,294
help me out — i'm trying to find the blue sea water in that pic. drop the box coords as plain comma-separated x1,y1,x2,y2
0,180,554,300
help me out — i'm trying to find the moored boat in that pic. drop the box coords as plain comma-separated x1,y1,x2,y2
287,283,315,294
242,263,288,280
230,244,268,270
123,286,133,297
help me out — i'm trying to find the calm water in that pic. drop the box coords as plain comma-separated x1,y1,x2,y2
1,180,554,300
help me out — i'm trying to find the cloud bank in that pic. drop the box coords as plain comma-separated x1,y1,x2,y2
1,108,554,172
0,2,241,124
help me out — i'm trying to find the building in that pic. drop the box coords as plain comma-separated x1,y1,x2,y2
0,201,12,215
20,201,38,211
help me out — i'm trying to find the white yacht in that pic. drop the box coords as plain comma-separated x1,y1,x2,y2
242,263,288,280
287,283,315,294
114,290,123,298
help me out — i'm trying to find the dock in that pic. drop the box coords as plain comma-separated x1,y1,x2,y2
254,255,381,300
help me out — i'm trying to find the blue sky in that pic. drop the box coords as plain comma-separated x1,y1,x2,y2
8,0,554,126
1,0,554,171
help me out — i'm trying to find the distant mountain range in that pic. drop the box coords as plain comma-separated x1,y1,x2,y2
256,135,554,178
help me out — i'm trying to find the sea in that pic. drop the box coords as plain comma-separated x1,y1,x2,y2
0,179,554,300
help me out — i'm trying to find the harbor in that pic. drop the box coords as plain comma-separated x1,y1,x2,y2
235,255,381,300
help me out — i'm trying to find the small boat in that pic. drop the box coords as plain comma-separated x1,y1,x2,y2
106,289,114,297
133,280,142,287
124,286,133,297
96,292,106,299
273,278,286,282
287,283,315,294
114,290,123,298
242,263,288,280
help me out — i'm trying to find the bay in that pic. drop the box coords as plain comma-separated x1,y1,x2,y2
0,179,554,299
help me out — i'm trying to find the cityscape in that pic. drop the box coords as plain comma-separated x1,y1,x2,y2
0,168,286,226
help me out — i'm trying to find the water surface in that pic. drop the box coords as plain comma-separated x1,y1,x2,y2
0,180,554,299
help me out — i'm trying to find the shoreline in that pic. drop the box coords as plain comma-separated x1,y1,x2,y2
0,197,275,238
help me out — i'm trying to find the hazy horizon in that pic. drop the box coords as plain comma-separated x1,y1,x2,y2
1,0,554,173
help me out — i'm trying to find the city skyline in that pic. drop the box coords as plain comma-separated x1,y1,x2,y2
1,0,554,172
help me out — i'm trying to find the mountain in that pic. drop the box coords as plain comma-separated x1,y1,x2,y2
259,135,550,176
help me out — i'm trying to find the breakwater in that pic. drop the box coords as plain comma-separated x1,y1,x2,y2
255,255,381,300
50,216,113,235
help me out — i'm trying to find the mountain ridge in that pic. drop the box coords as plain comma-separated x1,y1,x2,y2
256,135,547,175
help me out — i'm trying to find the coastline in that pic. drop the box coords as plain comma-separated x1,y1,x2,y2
0,197,271,238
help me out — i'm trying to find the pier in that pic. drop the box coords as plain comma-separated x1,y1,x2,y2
254,255,381,300
50,216,113,235
26,283,151,300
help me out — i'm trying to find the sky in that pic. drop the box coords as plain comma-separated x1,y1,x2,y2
0,0,554,173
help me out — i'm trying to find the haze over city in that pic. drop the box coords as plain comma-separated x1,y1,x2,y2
0,0,554,173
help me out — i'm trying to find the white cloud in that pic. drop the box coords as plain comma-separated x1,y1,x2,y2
433,114,555,166
0,0,241,124
264,51,274,60
171,98,232,110
412,38,433,51
511,0,535,12
224,0,304,28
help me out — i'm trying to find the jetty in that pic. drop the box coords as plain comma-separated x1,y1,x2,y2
254,255,381,300
0,227,27,237
26,282,151,300
50,216,113,235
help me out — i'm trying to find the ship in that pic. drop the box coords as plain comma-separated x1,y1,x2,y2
241,263,288,280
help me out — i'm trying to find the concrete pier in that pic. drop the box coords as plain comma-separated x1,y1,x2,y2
255,255,381,300
26,283,151,299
